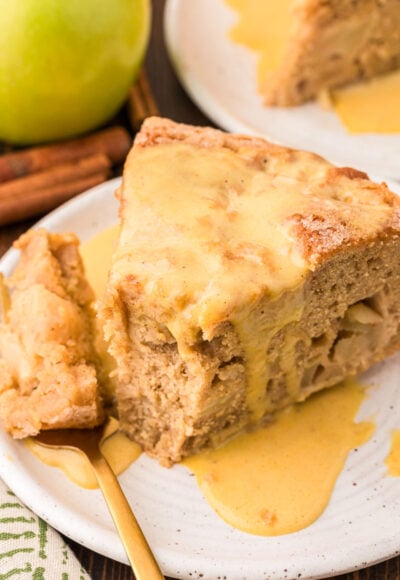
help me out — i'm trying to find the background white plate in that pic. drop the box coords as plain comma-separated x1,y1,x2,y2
2,179,400,580
164,0,400,181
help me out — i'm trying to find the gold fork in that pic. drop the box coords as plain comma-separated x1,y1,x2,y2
35,417,164,580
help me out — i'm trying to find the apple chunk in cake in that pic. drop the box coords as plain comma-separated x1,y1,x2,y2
100,117,400,466
0,229,104,437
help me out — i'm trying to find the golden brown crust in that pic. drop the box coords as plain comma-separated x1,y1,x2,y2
134,117,400,267
326,166,369,181
134,116,287,154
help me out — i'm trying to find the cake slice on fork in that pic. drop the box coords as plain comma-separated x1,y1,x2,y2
0,229,104,437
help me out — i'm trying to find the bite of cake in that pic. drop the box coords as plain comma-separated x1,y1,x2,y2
0,229,104,438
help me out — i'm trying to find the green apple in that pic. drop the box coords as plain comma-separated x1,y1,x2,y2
0,0,150,144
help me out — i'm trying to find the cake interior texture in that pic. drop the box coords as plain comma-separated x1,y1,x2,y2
260,0,400,105
99,117,400,466
0,229,104,437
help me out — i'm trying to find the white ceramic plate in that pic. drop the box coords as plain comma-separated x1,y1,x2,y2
164,0,400,181
2,179,400,580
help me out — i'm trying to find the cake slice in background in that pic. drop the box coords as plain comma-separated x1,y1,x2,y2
235,0,400,105
99,117,400,466
0,229,105,437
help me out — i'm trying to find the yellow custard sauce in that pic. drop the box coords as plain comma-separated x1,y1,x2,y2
81,223,119,295
225,0,400,134
385,430,400,476
184,380,374,536
331,70,400,134
26,226,376,536
82,224,120,383
226,0,292,84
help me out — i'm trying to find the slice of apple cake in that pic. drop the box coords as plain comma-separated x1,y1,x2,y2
261,0,400,105
99,117,400,466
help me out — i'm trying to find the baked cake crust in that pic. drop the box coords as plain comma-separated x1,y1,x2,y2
100,117,400,465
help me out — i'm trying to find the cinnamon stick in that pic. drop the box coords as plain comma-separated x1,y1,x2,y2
0,154,111,226
128,70,159,130
0,126,131,184
0,172,109,226
0,154,110,200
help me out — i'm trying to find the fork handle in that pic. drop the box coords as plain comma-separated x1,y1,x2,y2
91,453,164,580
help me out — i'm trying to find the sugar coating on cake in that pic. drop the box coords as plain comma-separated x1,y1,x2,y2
100,117,400,465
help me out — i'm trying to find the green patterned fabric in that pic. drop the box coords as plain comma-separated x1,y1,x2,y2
0,478,91,579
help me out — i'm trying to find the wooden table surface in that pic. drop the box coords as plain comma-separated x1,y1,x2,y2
1,1,399,579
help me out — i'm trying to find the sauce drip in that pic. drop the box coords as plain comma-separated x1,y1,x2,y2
331,71,400,134
81,224,119,295
82,224,119,384
226,0,292,88
184,380,374,536
385,430,400,476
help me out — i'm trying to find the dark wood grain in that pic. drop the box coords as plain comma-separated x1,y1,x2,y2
1,1,399,578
